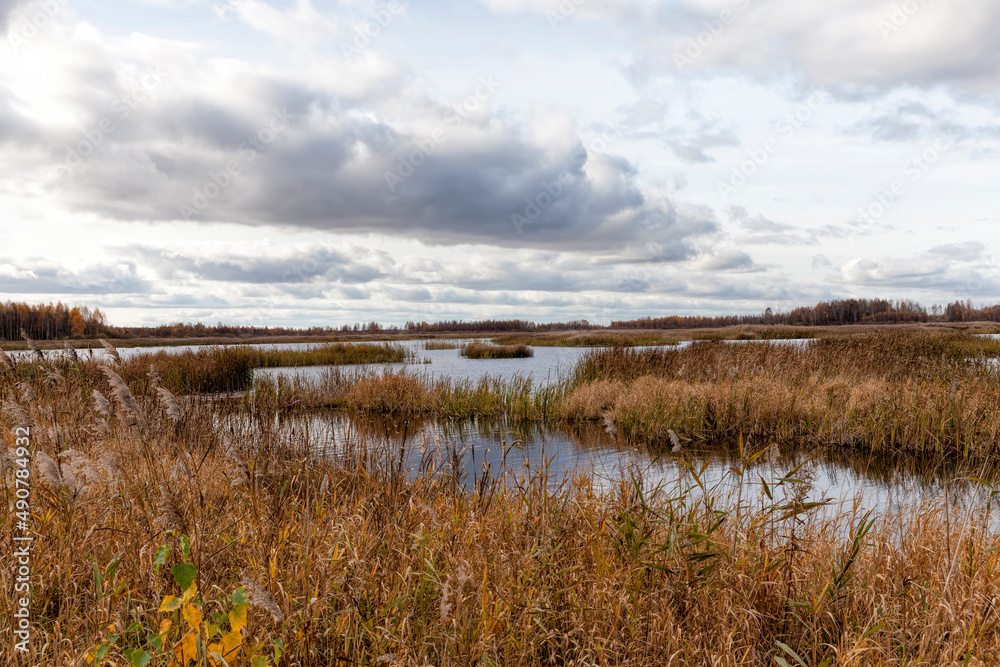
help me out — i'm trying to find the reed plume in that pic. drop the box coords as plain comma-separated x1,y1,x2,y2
100,339,122,365
92,390,112,420
20,328,43,361
156,386,184,423
35,451,64,488
99,366,140,424
0,346,15,372
243,580,285,622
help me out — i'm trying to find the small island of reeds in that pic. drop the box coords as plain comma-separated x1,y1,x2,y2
460,342,534,359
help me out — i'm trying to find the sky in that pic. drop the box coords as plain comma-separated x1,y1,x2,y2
0,0,998,327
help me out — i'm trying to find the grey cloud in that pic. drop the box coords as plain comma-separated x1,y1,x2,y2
668,141,713,163
0,0,22,32
927,242,986,262
36,71,713,257
128,246,387,285
728,206,819,245
0,258,151,295
695,249,758,272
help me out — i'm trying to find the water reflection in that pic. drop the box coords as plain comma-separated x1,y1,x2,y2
230,409,999,523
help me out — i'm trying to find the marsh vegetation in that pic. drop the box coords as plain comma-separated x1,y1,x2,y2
5,330,1000,664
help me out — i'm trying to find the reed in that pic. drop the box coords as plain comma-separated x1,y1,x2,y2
564,331,1000,458
250,342,412,367
7,357,1000,665
493,332,680,347
460,342,534,359
423,340,460,350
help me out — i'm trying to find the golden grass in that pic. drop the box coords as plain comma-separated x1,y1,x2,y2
8,355,1000,665
562,331,1000,458
460,343,533,359
423,341,460,350
492,332,680,347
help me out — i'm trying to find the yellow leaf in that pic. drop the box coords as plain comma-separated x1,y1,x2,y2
207,643,222,667
159,618,173,634
180,582,198,605
174,630,198,665
219,630,242,661
182,603,203,631
159,595,183,612
229,605,247,634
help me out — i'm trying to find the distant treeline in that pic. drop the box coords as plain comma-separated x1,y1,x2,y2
0,302,108,341
3,298,1000,341
612,299,936,329
403,319,596,334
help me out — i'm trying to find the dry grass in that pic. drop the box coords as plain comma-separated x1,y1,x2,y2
6,353,1000,665
564,331,1000,457
423,341,460,350
493,333,680,347
345,373,430,415
9,331,1000,664
460,343,533,359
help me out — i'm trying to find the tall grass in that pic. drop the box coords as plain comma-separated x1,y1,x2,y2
7,354,1000,664
493,333,681,347
460,342,533,359
423,340,459,350
108,343,412,395
565,331,1000,458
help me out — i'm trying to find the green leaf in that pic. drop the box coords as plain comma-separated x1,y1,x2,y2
181,535,192,563
94,641,112,661
230,587,249,607
776,641,807,667
171,563,197,593
93,561,103,598
251,657,269,667
273,638,285,661
125,649,153,667
153,545,170,574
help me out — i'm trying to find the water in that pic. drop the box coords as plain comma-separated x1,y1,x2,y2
50,336,815,384
44,336,999,518
243,410,997,524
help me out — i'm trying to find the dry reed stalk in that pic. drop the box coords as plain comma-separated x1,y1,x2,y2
156,386,184,423
0,346,15,371
100,339,123,364
20,328,43,361
99,366,140,424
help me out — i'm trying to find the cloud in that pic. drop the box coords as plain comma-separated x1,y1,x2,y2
129,245,388,285
833,242,996,294
728,206,818,245
693,249,758,272
218,0,340,45
6,26,715,257
480,0,1000,93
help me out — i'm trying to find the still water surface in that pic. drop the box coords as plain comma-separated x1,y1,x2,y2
69,338,1000,517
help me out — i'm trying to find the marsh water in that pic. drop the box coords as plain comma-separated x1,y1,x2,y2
63,338,1000,518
